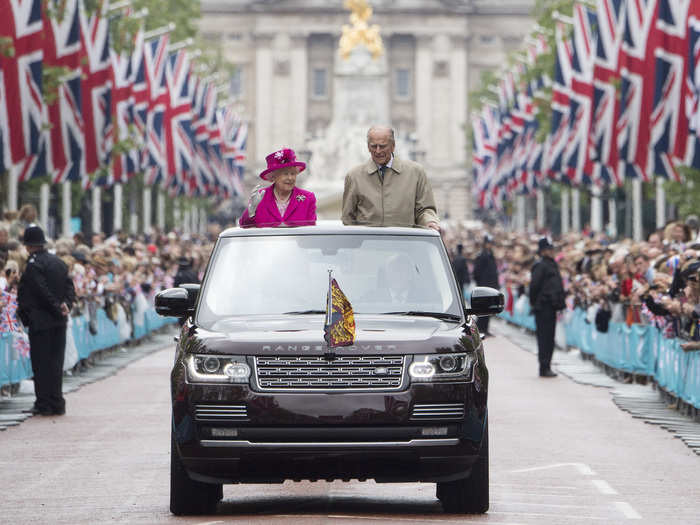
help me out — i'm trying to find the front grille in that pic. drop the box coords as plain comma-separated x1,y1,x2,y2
254,355,405,391
195,404,248,421
410,403,465,420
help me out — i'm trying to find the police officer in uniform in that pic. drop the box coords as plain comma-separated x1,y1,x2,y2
473,234,499,338
529,237,565,378
17,225,76,415
173,256,199,288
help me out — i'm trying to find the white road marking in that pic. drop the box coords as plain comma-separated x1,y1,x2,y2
327,515,524,524
490,510,610,520
591,479,618,495
614,501,642,519
510,463,597,476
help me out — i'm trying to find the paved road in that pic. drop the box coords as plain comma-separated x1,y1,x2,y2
1,327,699,524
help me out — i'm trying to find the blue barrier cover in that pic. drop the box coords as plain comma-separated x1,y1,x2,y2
0,307,175,388
499,294,700,410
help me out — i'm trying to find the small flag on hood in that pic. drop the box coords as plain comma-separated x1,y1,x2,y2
324,271,356,347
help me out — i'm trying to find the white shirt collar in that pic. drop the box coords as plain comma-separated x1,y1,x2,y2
376,154,394,171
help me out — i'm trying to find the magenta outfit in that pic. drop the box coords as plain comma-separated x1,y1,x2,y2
239,186,317,228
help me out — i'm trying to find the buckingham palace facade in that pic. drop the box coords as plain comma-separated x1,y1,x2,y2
199,0,533,220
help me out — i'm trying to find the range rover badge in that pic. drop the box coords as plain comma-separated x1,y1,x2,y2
374,367,389,376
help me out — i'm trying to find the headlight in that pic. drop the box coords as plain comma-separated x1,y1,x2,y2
186,354,251,383
409,353,474,382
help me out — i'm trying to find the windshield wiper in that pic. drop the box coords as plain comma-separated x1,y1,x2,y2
283,310,326,315
381,311,462,321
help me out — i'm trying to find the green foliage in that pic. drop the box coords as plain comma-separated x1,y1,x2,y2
666,167,700,218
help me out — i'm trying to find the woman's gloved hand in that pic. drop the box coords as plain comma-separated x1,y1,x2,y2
247,184,266,217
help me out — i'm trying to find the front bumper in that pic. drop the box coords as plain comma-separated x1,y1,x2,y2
172,381,487,484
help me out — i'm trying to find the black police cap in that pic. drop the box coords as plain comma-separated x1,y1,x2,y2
22,224,46,246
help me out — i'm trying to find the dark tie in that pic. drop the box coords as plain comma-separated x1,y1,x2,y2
379,165,387,181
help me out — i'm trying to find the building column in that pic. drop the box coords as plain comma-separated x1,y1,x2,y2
414,35,433,168
7,166,18,211
92,186,101,234
561,188,570,235
113,183,123,233
39,183,50,233
571,188,581,232
656,177,665,229
290,34,309,150
591,185,603,233
143,186,151,234
536,188,545,231
157,189,166,231
632,178,643,241
254,33,275,163
62,182,72,237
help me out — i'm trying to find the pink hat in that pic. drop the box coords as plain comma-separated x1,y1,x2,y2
259,148,306,180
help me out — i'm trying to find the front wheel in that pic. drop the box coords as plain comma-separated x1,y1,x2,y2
437,421,489,514
170,431,223,515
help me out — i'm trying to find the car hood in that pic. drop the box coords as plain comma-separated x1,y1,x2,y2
186,314,474,356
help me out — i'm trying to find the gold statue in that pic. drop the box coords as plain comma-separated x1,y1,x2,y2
339,0,384,60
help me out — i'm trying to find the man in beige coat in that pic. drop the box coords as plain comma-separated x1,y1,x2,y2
342,126,440,230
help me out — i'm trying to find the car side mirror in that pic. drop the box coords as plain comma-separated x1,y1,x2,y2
155,286,198,318
178,283,200,312
465,286,504,317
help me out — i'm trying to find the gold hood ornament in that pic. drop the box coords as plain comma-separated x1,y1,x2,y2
339,0,384,60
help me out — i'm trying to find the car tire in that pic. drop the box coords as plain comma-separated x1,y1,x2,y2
437,420,489,514
170,432,223,515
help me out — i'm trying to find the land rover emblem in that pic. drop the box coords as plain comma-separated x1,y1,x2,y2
373,367,389,376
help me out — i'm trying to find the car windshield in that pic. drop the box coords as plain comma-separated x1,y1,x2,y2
196,233,461,324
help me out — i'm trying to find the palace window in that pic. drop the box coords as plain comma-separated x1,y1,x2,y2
312,67,328,99
395,68,412,99
230,67,243,98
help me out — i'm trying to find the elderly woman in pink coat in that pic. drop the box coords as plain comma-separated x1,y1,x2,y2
239,148,317,228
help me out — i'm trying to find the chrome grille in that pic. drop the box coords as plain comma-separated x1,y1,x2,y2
195,404,248,421
255,355,405,390
410,403,465,420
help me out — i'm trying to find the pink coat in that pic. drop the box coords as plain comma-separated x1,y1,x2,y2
240,186,317,228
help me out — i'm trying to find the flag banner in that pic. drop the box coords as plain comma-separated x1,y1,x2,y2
0,0,47,180
323,273,356,348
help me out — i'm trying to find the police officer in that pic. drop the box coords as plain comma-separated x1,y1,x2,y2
17,225,76,415
473,234,499,338
174,256,199,288
451,244,470,299
529,237,565,378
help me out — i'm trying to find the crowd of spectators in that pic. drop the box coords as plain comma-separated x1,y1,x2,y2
0,204,215,388
443,216,700,352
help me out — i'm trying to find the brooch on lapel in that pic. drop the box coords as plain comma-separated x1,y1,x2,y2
296,194,306,202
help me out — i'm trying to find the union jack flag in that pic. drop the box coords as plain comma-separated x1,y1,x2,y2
545,22,573,182
616,0,660,182
110,44,138,185
164,49,194,195
0,0,48,182
647,0,692,182
592,0,626,186
190,77,213,196
143,34,169,186
564,4,597,187
44,0,84,184
130,27,148,171
685,9,700,168
80,0,112,187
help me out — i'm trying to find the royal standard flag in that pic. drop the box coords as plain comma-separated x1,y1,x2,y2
324,276,356,347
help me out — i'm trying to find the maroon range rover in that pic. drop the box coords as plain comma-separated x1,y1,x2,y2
155,224,504,516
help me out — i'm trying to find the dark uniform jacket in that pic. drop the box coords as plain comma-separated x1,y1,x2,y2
473,250,499,288
529,256,566,312
17,250,76,332
174,267,199,288
452,254,470,285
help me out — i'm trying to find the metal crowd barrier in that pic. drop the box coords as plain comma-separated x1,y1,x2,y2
499,294,700,410
0,306,176,388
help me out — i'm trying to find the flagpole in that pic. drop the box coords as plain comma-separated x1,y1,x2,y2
114,183,123,232
591,185,603,233
536,188,545,231
143,23,176,41
571,187,580,232
62,182,71,238
656,177,665,229
632,178,643,241
92,186,101,235
561,187,570,234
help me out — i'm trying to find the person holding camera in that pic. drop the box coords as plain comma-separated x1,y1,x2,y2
529,237,566,378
